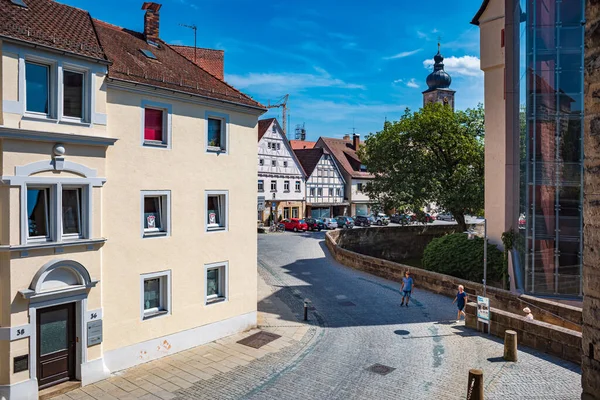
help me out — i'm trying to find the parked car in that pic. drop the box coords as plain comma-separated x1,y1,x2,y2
390,213,411,224
519,214,526,229
336,216,354,229
305,218,325,231
411,213,434,223
322,218,338,230
371,213,390,226
436,212,454,221
282,218,308,232
353,215,372,227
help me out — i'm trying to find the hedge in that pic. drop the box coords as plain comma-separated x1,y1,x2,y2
422,233,504,283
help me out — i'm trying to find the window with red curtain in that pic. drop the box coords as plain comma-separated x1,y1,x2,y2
144,108,164,142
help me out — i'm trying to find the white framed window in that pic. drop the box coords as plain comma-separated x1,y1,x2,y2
258,180,264,192
277,143,281,150
357,183,363,192
284,181,290,192
272,125,276,133
259,158,264,166
310,188,315,196
205,262,228,304
25,61,51,116
292,207,299,218
317,188,323,196
267,142,272,150
141,100,171,148
206,111,229,153
141,191,170,237
284,207,290,219
61,187,83,238
26,187,51,241
295,181,301,192
206,191,228,232
283,161,288,168
25,184,90,243
336,188,342,197
62,69,85,121
272,160,277,167
271,181,277,192
140,270,171,320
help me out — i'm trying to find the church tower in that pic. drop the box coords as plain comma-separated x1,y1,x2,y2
423,44,455,110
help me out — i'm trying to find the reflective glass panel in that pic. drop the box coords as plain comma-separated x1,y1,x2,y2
26,62,49,114
40,308,68,355
63,70,83,118
62,188,81,235
27,188,49,238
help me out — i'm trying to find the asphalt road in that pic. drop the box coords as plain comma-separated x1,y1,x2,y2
252,231,581,400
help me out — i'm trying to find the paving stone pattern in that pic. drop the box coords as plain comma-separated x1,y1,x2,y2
56,231,581,399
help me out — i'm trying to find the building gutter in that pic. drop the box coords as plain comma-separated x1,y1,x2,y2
0,35,110,65
107,77,267,115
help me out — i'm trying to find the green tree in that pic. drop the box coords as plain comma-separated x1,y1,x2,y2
359,102,485,232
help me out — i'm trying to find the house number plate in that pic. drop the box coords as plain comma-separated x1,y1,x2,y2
87,320,103,347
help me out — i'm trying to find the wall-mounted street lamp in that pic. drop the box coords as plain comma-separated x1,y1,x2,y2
464,217,488,297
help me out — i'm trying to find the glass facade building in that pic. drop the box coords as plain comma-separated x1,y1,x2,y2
518,0,585,296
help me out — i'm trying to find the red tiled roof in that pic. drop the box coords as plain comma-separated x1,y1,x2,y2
0,0,107,61
258,118,276,142
294,148,324,177
92,20,264,109
290,140,316,150
171,45,224,80
318,137,373,179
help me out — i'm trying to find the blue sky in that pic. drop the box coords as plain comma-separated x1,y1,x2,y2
62,0,484,141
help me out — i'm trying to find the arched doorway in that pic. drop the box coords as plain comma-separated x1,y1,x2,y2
18,260,98,390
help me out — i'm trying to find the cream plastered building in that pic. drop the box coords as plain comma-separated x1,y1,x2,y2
0,1,264,398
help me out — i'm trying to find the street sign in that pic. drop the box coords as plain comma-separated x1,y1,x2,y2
87,320,103,347
271,202,276,210
477,296,490,323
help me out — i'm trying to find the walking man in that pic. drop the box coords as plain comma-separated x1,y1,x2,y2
400,271,414,307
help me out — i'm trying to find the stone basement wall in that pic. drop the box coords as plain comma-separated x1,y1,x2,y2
326,229,582,333
464,302,581,364
583,0,600,397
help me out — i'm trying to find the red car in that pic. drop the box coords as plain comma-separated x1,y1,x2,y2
410,213,434,223
282,218,308,232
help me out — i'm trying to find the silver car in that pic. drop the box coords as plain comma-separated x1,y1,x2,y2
436,213,454,221
322,218,338,229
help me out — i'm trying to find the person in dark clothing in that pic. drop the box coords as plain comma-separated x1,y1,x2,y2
452,285,468,323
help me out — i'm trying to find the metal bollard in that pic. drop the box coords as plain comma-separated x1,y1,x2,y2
303,300,308,321
503,330,518,362
466,369,484,400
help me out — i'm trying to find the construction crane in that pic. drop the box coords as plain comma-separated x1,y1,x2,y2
266,94,289,136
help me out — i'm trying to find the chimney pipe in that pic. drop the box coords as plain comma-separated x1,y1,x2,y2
353,134,360,150
142,2,162,42
343,134,350,141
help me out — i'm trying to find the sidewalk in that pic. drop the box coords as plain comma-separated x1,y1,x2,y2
52,274,311,400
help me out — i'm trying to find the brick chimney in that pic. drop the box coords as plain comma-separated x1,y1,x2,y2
142,2,162,42
353,133,360,150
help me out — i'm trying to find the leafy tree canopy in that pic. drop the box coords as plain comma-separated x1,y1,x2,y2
358,102,485,231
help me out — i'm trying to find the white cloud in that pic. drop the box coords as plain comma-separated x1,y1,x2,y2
225,68,365,95
384,48,422,60
293,99,406,124
417,30,429,39
406,78,419,88
393,79,403,84
422,55,482,77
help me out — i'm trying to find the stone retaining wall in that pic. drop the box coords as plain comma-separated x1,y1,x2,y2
464,302,581,364
334,224,457,262
326,230,582,332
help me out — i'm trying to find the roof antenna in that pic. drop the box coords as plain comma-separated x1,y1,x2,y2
437,35,442,53
179,23,197,63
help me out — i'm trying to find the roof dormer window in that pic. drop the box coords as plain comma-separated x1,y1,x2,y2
11,0,27,7
140,49,157,59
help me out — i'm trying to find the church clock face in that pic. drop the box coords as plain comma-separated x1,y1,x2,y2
443,97,449,105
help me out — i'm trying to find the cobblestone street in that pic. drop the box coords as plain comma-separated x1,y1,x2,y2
58,232,581,400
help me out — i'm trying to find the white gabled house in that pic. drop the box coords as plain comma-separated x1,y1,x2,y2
257,118,306,223
294,147,347,218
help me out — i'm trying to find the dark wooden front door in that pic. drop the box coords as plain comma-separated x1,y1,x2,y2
37,303,76,389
